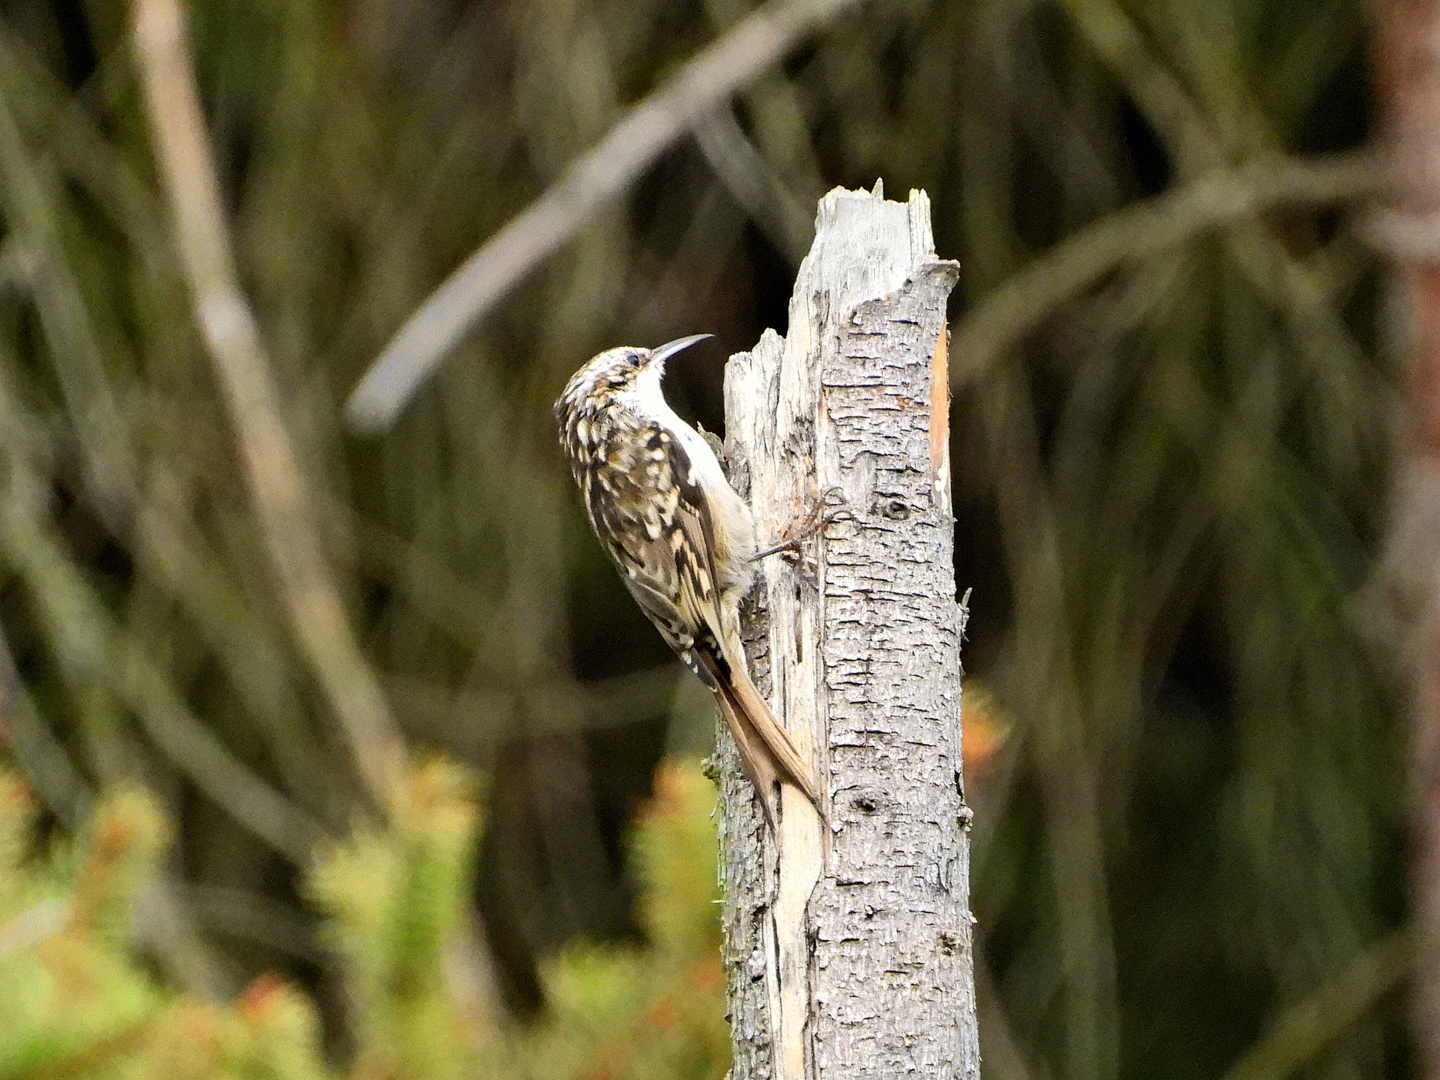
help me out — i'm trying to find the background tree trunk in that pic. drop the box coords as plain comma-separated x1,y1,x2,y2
1372,1,1440,1072
719,185,977,1079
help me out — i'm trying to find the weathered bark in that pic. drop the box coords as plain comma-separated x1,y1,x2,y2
719,185,976,1079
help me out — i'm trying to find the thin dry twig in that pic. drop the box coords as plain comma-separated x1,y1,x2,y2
343,0,867,431
950,152,1379,389
693,106,814,263
130,0,406,814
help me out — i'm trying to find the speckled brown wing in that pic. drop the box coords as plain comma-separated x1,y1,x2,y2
580,422,719,675
580,422,820,821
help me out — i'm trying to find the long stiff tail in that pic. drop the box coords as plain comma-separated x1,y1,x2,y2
700,647,821,826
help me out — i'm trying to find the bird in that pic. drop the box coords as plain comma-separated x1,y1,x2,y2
554,335,822,827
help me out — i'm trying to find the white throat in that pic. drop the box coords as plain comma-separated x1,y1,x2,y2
628,360,670,418
625,361,731,494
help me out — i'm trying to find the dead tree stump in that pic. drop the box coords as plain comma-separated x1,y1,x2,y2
719,184,977,1080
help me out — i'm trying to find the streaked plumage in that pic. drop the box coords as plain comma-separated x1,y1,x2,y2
554,335,820,826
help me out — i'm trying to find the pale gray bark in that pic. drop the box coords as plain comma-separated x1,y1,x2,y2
719,185,976,1080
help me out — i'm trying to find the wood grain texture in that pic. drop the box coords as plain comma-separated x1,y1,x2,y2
719,186,977,1079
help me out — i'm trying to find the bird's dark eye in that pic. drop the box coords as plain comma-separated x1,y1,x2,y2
627,352,644,367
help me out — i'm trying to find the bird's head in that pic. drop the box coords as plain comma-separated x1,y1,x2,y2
554,334,712,427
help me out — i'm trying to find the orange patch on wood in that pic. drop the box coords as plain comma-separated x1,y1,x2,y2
929,324,951,506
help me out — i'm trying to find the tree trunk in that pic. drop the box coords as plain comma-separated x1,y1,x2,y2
719,184,977,1080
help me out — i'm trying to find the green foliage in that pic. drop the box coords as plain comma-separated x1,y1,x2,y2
0,774,333,1080
0,780,162,1079
308,761,479,1080
515,761,728,1080
0,759,728,1080
0,763,465,1080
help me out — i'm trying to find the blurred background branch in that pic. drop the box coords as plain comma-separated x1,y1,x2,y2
343,0,866,430
130,0,407,816
952,151,1379,388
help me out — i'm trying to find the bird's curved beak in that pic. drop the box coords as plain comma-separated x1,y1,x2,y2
648,334,714,367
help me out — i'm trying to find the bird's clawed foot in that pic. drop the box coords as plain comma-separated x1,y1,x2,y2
750,487,852,562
